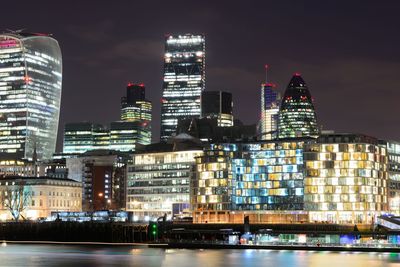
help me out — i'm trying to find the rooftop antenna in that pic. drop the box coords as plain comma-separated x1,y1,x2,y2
264,64,269,84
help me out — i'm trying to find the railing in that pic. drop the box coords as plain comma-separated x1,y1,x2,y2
164,239,400,248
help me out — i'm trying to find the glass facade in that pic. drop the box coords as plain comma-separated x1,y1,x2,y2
0,33,62,160
201,91,233,127
232,141,307,211
63,83,152,154
109,121,148,152
192,140,312,223
126,149,203,221
260,83,280,140
304,134,388,223
120,83,152,137
278,74,318,138
160,34,205,141
63,123,106,154
192,144,236,212
381,140,400,214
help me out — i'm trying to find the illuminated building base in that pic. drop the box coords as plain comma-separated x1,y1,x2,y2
192,210,382,224
193,210,309,224
308,211,383,224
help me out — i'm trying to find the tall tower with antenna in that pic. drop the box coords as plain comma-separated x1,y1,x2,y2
259,65,280,140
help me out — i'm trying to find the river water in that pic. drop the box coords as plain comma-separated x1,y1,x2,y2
0,244,399,266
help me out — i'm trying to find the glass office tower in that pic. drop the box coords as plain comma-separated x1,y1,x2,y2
278,74,318,138
0,32,62,160
160,34,205,141
120,83,152,124
63,122,107,154
260,83,280,140
120,83,152,145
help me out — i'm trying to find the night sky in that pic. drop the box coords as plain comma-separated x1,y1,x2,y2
4,1,400,151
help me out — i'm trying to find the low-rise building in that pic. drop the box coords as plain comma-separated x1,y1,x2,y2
304,134,388,224
126,134,203,221
192,138,313,223
0,176,82,220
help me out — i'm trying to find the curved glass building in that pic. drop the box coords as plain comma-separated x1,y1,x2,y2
0,32,62,160
278,74,318,138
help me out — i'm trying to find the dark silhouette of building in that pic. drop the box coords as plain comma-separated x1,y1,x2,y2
201,91,233,127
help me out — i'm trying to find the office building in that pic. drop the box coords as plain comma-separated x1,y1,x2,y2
260,82,280,140
192,139,313,223
160,34,206,141
176,118,257,143
63,122,106,154
0,32,62,160
64,83,152,154
201,91,233,127
66,150,130,211
303,134,388,224
126,135,203,221
191,143,237,223
278,74,318,138
0,176,81,221
379,140,400,214
0,159,36,177
109,121,150,152
120,82,151,131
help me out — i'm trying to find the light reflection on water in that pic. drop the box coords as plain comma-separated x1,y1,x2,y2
0,244,399,267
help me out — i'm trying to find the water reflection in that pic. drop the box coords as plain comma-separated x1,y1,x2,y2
0,244,398,267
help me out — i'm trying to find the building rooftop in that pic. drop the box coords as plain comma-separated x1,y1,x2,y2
0,176,81,185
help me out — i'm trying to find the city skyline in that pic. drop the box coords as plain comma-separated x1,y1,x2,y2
2,1,400,152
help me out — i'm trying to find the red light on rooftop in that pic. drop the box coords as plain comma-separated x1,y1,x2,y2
294,72,301,76
266,83,276,88
138,83,145,87
127,82,134,87
24,76,31,84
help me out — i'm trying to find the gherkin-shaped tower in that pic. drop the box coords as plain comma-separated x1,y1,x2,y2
278,74,318,138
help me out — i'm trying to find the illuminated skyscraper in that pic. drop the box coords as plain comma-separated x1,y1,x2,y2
160,34,205,141
278,74,318,138
260,66,280,140
63,83,152,155
120,83,151,124
120,82,152,145
201,91,233,127
0,32,62,160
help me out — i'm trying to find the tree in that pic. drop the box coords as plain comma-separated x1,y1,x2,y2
1,181,32,222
